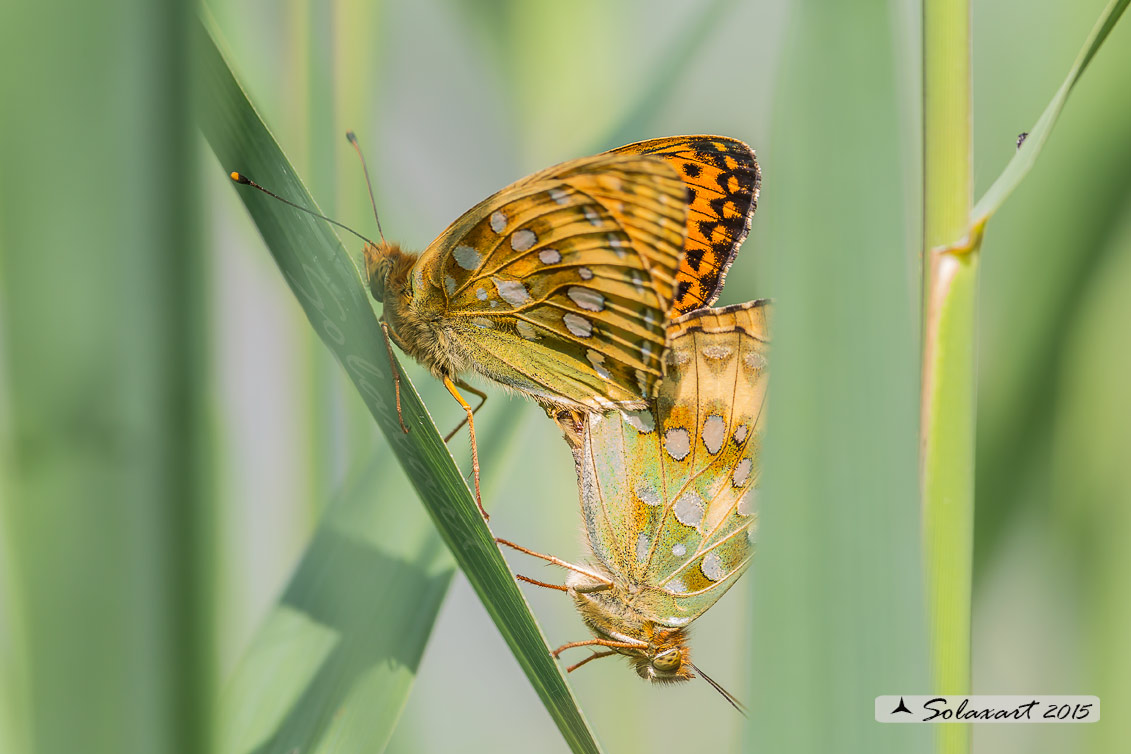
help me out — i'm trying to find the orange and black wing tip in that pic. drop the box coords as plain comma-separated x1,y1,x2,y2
609,136,761,314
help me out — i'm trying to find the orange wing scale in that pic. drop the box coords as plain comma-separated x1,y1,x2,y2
610,136,760,314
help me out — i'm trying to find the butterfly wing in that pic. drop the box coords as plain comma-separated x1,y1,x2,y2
413,153,690,410
576,301,770,627
610,136,760,315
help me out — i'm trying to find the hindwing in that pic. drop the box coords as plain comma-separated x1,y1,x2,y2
576,301,770,627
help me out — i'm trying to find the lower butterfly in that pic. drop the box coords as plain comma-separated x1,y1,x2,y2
498,300,770,710
233,135,760,519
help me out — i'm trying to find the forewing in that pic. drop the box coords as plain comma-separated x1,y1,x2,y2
418,153,690,408
575,301,770,627
611,136,760,314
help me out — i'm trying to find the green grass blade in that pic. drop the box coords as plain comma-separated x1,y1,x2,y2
922,1,976,754
218,391,528,754
0,1,211,752
971,0,1129,224
218,459,455,754
218,387,527,754
922,6,1129,754
196,16,604,754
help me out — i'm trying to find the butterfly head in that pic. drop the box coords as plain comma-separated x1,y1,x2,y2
364,240,417,304
631,628,694,684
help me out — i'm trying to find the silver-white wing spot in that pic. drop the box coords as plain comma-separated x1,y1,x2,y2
444,275,457,295
636,482,661,506
475,287,488,301
563,312,593,338
471,317,493,329
745,351,768,370
568,287,605,312
701,552,725,581
549,187,570,205
511,229,536,251
664,428,691,461
702,344,734,361
490,211,508,233
587,350,611,380
492,277,531,306
665,577,687,595
454,245,481,270
732,457,753,487
733,424,749,445
673,491,704,527
702,415,726,455
635,533,650,562
538,248,562,264
672,542,687,557
738,488,757,516
622,409,654,434
578,267,594,281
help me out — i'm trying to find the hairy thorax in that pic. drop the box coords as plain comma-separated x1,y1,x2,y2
566,569,694,683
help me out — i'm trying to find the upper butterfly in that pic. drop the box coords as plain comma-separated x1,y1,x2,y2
365,135,759,413
235,135,759,517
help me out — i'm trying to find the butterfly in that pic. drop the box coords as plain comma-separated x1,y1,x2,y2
362,136,759,517
498,300,770,709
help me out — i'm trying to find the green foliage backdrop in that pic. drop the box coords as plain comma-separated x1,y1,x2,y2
1,1,1128,753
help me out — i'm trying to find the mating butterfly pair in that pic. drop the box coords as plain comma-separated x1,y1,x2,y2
232,134,765,704
361,134,766,705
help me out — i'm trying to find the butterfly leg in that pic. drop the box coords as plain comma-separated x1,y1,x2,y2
379,320,410,434
550,638,644,659
443,375,487,520
515,574,568,592
495,538,613,589
442,380,488,443
565,650,618,673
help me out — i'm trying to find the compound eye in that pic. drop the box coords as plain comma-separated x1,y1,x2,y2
365,255,389,302
652,648,682,674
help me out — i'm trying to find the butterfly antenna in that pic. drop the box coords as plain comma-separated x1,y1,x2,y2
229,172,378,247
345,131,386,243
690,662,747,716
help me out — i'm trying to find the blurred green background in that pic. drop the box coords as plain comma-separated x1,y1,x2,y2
1,0,1128,753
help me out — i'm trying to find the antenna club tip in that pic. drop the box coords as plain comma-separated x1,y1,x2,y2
346,131,358,143
230,171,250,184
